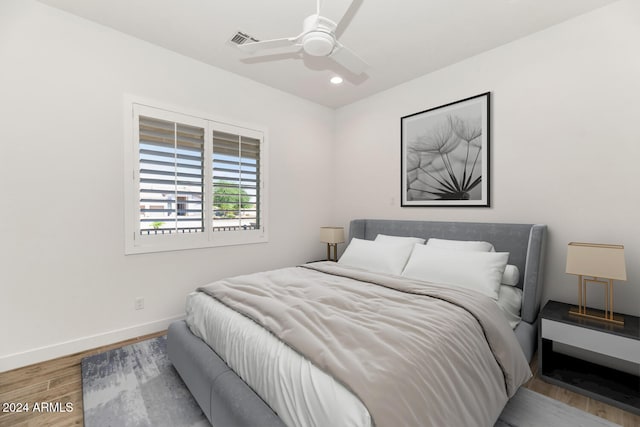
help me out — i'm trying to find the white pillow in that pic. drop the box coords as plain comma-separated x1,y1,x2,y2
426,238,495,252
375,234,426,245
426,238,519,285
497,285,522,329
338,238,415,276
501,264,520,286
401,245,509,300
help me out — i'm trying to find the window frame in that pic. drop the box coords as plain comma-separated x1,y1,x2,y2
124,96,268,254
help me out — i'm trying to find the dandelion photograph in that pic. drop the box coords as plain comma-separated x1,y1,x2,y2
401,92,490,207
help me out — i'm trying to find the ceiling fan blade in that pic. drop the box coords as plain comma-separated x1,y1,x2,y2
334,0,363,38
330,42,368,75
238,37,300,54
318,0,353,29
241,51,304,65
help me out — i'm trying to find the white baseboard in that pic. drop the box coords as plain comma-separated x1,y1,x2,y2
0,314,185,372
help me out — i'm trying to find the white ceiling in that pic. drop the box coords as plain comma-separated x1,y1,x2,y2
38,0,617,108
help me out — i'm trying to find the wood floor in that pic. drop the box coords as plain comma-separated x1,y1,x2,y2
0,331,165,427
1,333,638,427
524,356,640,426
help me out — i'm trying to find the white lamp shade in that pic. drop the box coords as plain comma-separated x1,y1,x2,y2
566,242,627,281
320,227,345,244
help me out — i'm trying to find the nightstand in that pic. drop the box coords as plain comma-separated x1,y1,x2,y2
539,300,640,415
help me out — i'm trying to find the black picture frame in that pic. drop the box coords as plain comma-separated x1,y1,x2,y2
401,92,490,207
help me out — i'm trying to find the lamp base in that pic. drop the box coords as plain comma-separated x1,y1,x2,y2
571,275,624,326
326,243,338,262
568,306,624,326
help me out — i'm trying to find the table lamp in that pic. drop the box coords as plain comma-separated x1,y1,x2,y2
320,227,345,262
565,242,627,325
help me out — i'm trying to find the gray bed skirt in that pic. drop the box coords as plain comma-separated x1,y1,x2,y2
167,320,286,427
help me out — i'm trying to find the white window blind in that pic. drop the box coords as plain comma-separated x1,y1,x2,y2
138,116,205,235
212,130,260,232
125,100,267,254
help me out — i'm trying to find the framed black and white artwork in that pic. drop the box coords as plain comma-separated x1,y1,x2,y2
401,92,490,207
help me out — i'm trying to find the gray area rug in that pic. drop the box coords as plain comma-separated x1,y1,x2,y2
497,388,619,427
82,336,620,427
82,336,208,427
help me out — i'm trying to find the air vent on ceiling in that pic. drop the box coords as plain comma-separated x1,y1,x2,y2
229,31,259,46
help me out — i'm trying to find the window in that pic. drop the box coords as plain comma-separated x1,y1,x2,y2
138,115,204,233
212,130,260,232
125,100,267,254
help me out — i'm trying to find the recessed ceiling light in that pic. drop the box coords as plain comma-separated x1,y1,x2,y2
330,76,343,85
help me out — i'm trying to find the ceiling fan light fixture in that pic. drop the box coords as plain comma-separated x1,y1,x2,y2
302,32,335,56
330,76,343,84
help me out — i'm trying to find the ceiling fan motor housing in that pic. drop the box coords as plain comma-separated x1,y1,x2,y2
302,32,334,56
302,15,337,56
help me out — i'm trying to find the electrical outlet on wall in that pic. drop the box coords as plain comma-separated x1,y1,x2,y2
134,297,144,310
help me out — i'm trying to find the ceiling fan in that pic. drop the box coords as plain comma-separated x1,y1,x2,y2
236,0,368,75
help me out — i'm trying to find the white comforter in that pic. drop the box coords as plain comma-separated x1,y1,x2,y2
187,262,531,427
186,291,372,427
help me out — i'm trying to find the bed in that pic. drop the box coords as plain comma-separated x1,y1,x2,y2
167,219,547,427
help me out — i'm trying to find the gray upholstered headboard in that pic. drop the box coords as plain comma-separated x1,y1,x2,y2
348,219,547,326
